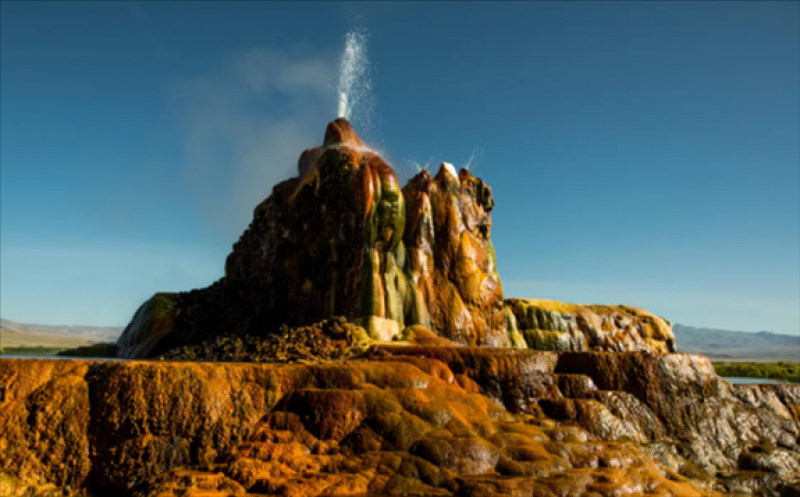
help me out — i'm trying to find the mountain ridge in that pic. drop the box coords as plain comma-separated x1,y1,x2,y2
0,318,122,341
674,323,800,361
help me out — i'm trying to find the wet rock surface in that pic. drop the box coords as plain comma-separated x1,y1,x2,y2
402,166,507,347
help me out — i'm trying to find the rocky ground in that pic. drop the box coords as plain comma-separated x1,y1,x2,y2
2,347,799,496
158,318,370,364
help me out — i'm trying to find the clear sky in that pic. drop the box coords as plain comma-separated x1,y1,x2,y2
2,2,798,335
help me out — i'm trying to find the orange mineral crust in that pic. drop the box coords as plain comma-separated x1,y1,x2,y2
2,354,799,496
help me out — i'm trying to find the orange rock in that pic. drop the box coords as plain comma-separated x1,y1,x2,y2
283,389,367,442
1,356,778,496
322,117,366,149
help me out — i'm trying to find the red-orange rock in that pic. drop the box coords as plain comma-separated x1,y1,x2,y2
322,117,366,149
2,356,745,496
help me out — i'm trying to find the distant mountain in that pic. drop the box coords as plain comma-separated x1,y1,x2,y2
674,323,800,361
0,319,122,341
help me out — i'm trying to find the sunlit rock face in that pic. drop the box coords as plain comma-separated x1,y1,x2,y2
12,120,800,496
504,298,676,353
403,166,508,347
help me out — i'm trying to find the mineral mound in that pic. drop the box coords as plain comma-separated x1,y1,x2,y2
2,119,798,497
114,119,674,359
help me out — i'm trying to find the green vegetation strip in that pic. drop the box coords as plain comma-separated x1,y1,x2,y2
713,362,800,384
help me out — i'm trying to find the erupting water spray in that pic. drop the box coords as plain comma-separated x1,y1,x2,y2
464,147,484,171
336,28,478,179
337,29,374,133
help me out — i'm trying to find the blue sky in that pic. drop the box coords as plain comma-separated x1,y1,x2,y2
2,2,798,334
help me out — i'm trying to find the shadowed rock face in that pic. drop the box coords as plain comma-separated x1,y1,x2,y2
226,120,410,341
116,293,179,359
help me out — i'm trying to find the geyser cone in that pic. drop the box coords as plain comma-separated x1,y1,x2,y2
117,119,511,358
323,118,366,149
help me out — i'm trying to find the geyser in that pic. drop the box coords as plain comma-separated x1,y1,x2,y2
337,29,373,132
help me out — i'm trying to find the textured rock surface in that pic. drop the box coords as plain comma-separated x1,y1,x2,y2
117,119,508,358
379,347,800,494
505,298,676,353
159,318,370,364
0,356,738,497
553,353,800,481
402,167,507,347
226,119,410,342
2,354,798,496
